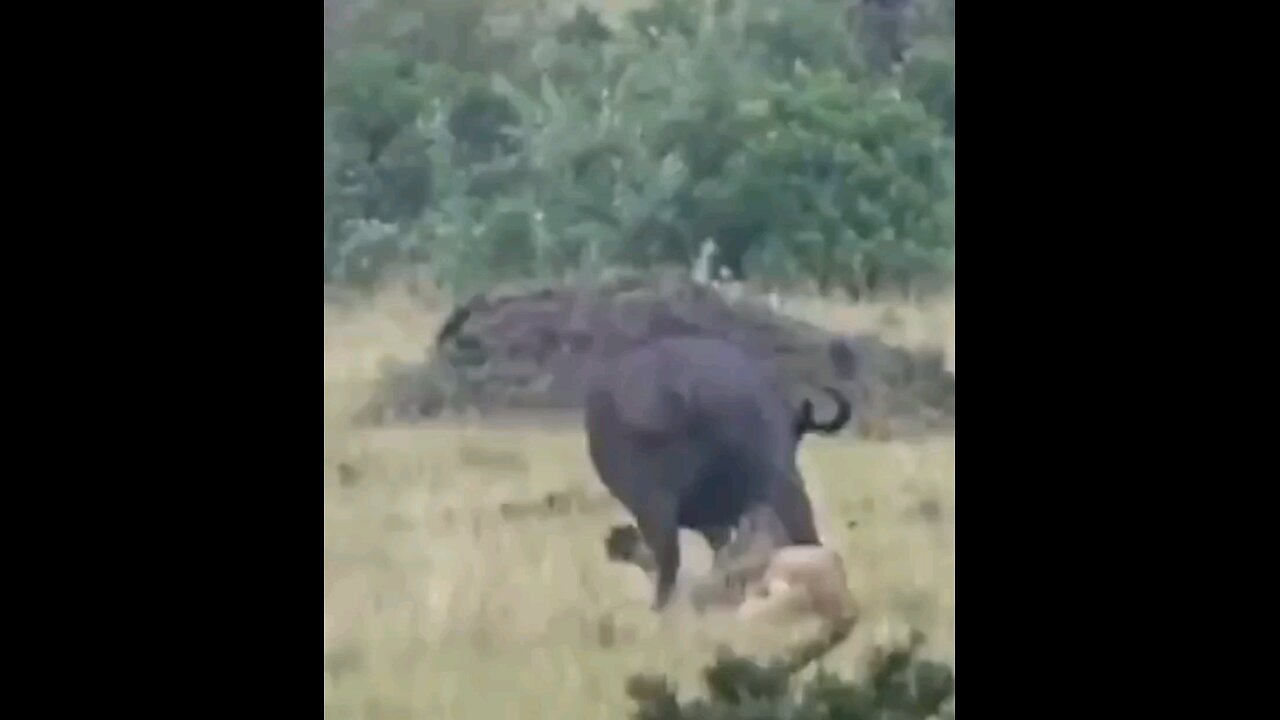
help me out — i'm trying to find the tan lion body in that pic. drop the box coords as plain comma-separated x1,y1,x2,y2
734,545,857,625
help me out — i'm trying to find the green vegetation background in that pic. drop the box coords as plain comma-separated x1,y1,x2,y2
324,0,955,300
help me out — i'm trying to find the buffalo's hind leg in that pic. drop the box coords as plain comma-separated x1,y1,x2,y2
769,476,822,546
633,490,680,611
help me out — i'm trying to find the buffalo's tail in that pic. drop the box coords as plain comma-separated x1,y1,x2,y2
795,387,853,436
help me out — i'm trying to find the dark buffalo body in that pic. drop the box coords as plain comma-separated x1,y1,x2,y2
583,335,850,610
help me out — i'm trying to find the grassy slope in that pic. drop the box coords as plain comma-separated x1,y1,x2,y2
323,285,954,718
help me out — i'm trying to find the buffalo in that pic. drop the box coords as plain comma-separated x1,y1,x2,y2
582,334,852,611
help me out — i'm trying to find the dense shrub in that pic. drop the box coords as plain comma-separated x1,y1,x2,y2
625,628,955,720
323,0,955,298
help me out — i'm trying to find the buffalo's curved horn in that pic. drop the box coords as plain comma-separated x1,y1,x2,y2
796,387,852,435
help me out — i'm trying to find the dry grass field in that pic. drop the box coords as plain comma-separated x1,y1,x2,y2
323,285,954,719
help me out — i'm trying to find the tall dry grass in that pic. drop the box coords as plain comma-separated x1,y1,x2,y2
323,282,954,719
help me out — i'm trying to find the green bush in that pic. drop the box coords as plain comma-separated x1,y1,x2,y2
323,0,955,297
625,629,955,720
